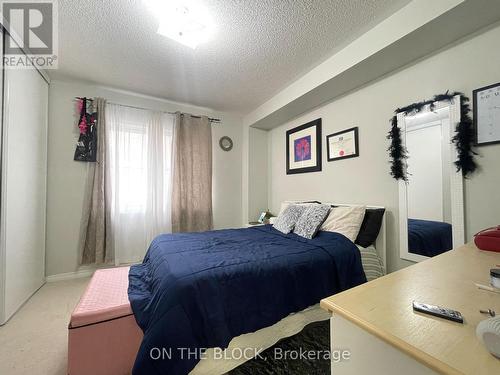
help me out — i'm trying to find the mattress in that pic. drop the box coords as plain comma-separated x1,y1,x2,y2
70,266,133,328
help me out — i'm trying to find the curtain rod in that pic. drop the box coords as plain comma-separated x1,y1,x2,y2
74,97,221,124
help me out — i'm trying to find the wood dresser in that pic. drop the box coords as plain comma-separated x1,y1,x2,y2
320,243,500,375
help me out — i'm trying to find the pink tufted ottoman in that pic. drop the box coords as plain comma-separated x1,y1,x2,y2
68,267,143,375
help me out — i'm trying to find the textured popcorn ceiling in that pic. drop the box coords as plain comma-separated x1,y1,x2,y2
52,0,411,113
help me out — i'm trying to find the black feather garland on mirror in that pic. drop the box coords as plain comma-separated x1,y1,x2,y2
451,95,478,177
387,115,408,181
387,91,478,181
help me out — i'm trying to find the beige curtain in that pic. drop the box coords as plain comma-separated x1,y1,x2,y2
80,98,112,264
172,113,213,232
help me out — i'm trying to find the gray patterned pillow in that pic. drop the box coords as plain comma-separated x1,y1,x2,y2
294,204,331,239
273,204,307,234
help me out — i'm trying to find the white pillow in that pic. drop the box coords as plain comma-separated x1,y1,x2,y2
278,202,291,216
320,205,366,242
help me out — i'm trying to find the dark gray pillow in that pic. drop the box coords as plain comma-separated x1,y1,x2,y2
273,204,307,234
294,204,331,239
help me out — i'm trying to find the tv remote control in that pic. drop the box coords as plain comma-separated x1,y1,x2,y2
412,301,464,323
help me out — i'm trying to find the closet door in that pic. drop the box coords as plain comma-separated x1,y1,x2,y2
0,41,49,324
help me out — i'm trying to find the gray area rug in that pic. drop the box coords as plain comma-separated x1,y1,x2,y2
228,319,330,375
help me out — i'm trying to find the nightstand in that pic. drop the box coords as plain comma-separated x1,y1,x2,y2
246,222,264,228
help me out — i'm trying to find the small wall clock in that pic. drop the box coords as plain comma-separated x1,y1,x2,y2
473,82,500,146
219,136,233,151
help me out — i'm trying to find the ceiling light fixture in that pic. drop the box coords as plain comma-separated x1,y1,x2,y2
145,0,215,49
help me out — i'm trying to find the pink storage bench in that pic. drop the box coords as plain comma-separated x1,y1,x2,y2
68,267,143,375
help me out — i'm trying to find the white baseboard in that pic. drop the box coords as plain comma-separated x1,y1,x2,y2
45,262,137,283
45,268,96,282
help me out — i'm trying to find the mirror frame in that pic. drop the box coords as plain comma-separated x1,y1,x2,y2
399,95,465,262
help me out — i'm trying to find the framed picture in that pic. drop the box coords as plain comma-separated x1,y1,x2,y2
326,127,359,161
286,119,322,175
473,82,500,146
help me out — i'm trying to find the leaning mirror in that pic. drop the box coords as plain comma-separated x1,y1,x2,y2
399,95,465,262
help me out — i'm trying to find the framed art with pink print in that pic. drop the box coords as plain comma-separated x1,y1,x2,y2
286,119,322,174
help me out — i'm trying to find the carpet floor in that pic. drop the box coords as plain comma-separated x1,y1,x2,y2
0,277,330,375
0,278,89,375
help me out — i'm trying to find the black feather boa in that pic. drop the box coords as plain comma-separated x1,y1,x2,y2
387,91,478,181
387,115,408,181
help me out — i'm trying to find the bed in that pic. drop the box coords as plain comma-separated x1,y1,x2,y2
128,203,387,375
67,244,385,375
191,243,385,375
408,218,453,257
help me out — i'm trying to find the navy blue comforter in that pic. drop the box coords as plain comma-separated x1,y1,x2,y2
128,225,366,375
408,219,453,257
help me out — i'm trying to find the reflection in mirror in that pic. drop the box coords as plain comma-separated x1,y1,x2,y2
398,97,465,263
406,111,452,257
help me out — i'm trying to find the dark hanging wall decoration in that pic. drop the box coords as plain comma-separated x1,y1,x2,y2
451,95,478,177
387,115,408,181
74,97,98,162
387,91,478,181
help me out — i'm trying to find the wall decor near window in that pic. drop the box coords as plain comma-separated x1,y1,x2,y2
219,136,233,151
327,127,359,161
74,97,98,162
473,82,500,146
286,118,322,174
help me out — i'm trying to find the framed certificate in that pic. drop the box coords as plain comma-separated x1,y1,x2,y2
286,119,322,174
326,127,359,161
473,82,500,146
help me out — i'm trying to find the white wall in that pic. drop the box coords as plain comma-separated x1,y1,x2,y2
247,128,269,222
244,0,464,127
264,24,500,272
46,79,243,277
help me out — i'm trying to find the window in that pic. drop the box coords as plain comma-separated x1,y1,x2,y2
116,122,148,213
106,104,175,264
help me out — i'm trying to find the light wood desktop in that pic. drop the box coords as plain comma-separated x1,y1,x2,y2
321,243,500,375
